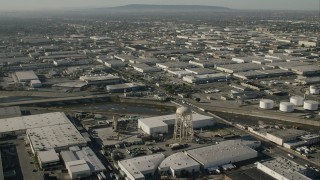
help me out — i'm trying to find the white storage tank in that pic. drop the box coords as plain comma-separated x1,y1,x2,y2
259,99,274,109
303,100,319,111
310,86,319,95
290,96,304,106
279,102,294,112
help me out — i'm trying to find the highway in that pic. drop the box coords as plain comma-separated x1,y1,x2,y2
0,94,116,107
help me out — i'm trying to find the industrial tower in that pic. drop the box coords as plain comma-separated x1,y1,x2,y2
174,106,194,142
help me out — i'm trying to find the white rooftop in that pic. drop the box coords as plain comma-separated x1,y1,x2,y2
159,152,199,171
66,159,91,174
186,140,257,166
119,153,165,180
257,157,311,180
37,149,59,164
27,123,86,152
75,147,106,173
138,113,214,128
0,112,71,134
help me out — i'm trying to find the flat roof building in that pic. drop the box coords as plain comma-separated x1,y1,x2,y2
138,113,215,135
0,112,71,138
37,149,60,169
14,70,39,83
131,64,161,73
186,140,258,169
79,74,121,85
27,123,87,153
266,129,307,145
257,157,311,180
182,73,229,84
0,106,21,119
118,153,165,180
159,152,200,178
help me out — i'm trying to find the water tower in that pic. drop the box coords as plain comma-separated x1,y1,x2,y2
174,106,194,142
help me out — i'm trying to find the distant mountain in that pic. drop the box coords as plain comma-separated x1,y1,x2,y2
98,4,231,12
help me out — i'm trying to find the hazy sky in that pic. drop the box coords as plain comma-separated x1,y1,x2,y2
0,0,319,11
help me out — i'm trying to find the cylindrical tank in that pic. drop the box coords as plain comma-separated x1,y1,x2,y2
303,100,319,111
279,102,294,112
310,86,319,95
259,99,274,109
290,96,304,106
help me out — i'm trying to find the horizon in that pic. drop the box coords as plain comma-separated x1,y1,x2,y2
0,0,319,12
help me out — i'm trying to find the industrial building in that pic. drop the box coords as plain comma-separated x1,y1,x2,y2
0,106,21,119
131,64,161,73
156,62,192,69
265,129,307,146
216,63,263,73
79,74,122,85
37,149,60,169
14,70,39,83
26,123,87,153
256,157,312,180
129,58,160,65
166,69,193,78
291,65,320,75
0,112,71,138
182,73,229,84
158,152,200,177
186,140,259,169
185,68,216,75
104,60,127,68
138,113,214,135
118,153,165,180
106,83,145,93
61,146,106,179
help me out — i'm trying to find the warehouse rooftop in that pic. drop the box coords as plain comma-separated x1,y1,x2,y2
118,153,165,180
257,157,310,180
159,152,199,171
186,140,258,167
0,112,71,134
27,123,87,152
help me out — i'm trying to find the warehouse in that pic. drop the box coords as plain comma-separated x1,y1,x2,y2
265,129,307,145
186,140,258,169
167,69,193,78
216,63,263,73
138,113,215,135
233,71,266,80
182,73,229,84
14,70,39,83
159,152,200,177
114,54,137,62
26,123,87,153
37,149,60,169
132,64,161,73
188,60,216,68
129,58,161,65
256,157,311,180
0,106,21,119
118,153,165,180
106,83,145,93
290,65,320,75
156,62,192,69
232,56,262,63
185,68,216,75
79,74,121,85
104,60,127,68
266,61,309,70
0,112,71,138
